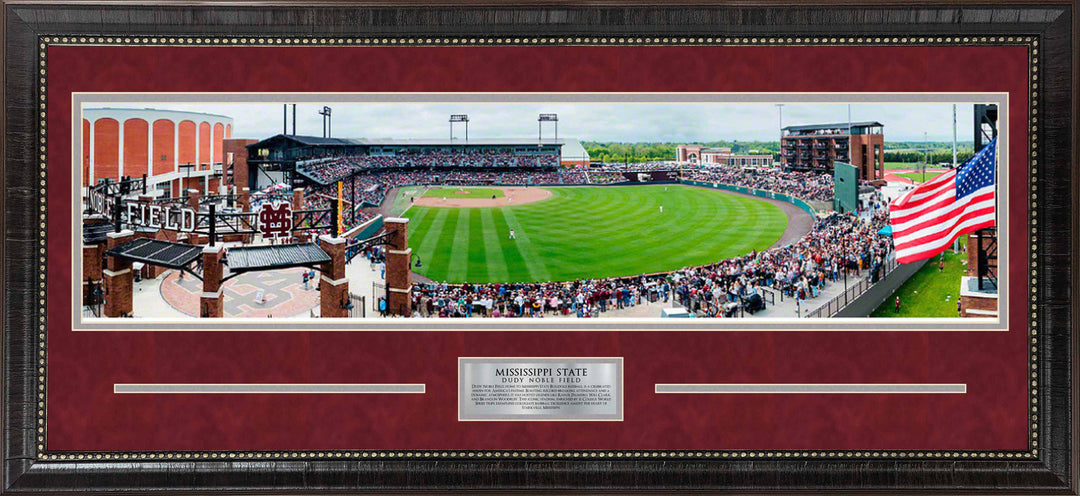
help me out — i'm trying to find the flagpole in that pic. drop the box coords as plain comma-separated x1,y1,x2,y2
952,104,958,168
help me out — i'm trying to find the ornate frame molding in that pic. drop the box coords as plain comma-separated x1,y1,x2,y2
4,2,1075,492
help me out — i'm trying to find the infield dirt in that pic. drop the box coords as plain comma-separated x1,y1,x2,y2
411,187,552,208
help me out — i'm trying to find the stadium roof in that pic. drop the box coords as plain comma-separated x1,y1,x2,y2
253,135,366,147
226,242,331,273
782,121,884,131
359,138,566,146
84,107,234,120
560,139,589,160
248,134,568,149
105,239,203,270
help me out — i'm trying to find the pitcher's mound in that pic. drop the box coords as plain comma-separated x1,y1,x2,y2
412,187,552,208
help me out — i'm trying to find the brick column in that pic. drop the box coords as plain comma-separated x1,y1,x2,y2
200,244,224,318
383,217,412,317
187,188,200,211
959,231,999,318
293,188,307,243
318,235,349,318
81,215,109,304
135,193,162,278
103,230,134,317
237,187,253,243
239,187,251,212
187,188,203,244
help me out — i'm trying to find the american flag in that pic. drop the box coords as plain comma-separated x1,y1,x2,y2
889,138,997,264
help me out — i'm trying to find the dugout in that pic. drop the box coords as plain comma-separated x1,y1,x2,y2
833,161,859,214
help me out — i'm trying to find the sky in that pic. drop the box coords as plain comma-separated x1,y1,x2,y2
87,101,977,143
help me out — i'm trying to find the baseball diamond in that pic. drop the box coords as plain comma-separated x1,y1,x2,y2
422,186,506,198
406,185,788,283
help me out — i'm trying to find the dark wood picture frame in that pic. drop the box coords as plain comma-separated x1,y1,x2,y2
3,1,1077,492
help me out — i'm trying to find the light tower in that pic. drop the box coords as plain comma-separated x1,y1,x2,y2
775,104,784,167
538,113,558,142
318,106,332,138
449,114,469,141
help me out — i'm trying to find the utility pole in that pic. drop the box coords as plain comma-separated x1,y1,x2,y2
952,104,958,168
923,131,928,182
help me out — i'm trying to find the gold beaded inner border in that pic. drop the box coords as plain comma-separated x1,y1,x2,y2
34,34,1040,461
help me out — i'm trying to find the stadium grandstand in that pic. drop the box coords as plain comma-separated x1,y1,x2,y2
242,135,588,190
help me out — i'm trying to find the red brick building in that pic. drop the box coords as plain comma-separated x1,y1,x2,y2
82,108,235,197
780,121,884,180
675,145,774,167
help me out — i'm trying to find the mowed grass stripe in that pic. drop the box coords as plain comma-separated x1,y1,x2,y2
499,207,553,282
490,209,533,283
425,209,466,281
479,209,510,282
407,185,788,283
444,209,472,282
412,208,450,280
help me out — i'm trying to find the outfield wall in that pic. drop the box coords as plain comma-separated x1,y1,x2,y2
679,179,819,217
344,214,383,240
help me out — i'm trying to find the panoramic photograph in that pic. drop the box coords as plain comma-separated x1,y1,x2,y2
77,100,999,321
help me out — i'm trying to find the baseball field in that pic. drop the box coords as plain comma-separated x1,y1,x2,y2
404,184,788,283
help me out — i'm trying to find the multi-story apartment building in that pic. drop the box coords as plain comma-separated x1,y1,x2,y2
780,121,884,180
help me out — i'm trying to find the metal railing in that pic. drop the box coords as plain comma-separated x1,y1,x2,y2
804,257,898,318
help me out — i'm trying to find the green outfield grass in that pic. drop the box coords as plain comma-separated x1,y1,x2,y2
897,171,944,183
422,186,505,198
406,185,788,283
871,246,966,318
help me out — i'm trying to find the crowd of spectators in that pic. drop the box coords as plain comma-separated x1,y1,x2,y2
590,161,674,171
296,150,563,184
410,277,669,318
587,171,630,184
682,166,835,202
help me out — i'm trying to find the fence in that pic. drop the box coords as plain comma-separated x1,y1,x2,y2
679,180,818,217
348,293,366,318
372,281,387,316
804,257,899,318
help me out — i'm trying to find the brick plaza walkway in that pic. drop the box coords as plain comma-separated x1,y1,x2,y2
160,267,320,318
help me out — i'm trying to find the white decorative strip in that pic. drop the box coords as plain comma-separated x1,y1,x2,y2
115,383,425,394
199,289,224,298
655,383,966,394
320,275,348,286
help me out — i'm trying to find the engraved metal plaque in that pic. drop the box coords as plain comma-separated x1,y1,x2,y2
458,357,623,421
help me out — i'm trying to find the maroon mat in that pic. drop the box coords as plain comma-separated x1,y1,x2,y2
47,44,1030,452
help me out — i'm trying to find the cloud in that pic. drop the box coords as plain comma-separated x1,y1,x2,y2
86,101,978,143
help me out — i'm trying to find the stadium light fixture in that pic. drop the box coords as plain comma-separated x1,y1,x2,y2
318,106,333,138
450,114,469,141
538,113,558,142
